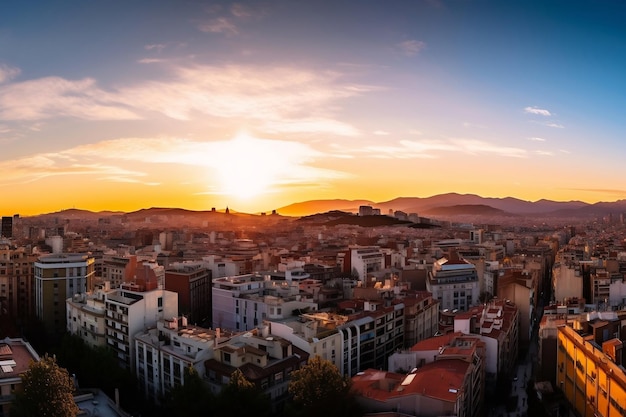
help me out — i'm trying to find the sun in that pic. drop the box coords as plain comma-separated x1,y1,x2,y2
212,133,278,200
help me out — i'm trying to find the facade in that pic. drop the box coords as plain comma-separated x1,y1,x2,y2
34,253,95,334
400,291,440,347
337,300,405,376
344,246,385,284
557,324,626,417
135,317,231,402
99,253,138,289
427,256,479,312
66,282,109,348
212,274,318,332
0,337,40,416
164,261,212,325
454,299,520,393
0,246,37,322
105,283,178,370
204,330,309,414
0,217,12,239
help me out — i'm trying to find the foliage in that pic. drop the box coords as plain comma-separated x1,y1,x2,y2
53,334,142,411
286,356,362,417
162,366,215,417
215,369,271,417
11,354,79,417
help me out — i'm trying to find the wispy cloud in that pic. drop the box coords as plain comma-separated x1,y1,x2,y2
398,40,426,56
144,43,167,52
534,150,553,156
528,137,546,142
546,122,564,128
0,64,20,84
524,106,551,116
373,130,390,136
337,137,528,159
0,77,140,120
0,64,367,136
198,17,239,36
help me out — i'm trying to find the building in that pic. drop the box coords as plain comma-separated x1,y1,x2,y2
427,255,479,312
99,253,139,289
454,299,520,393
204,329,309,414
557,324,626,417
0,217,12,239
66,282,109,348
165,261,212,325
0,337,40,416
0,246,37,323
34,253,95,334
105,282,178,370
400,291,440,347
337,299,405,376
135,317,233,402
339,246,385,284
212,274,318,332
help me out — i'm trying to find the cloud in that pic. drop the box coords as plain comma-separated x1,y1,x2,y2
545,122,564,128
524,106,551,116
137,58,165,64
0,64,20,84
534,150,553,156
373,130,390,136
198,17,239,35
0,76,140,120
336,137,528,159
527,137,546,142
0,64,366,135
144,43,167,52
398,40,426,56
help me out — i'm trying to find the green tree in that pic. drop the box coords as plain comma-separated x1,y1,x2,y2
163,366,214,417
11,354,79,417
215,368,271,417
286,356,362,417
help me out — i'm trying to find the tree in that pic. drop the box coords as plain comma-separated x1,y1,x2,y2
162,366,214,417
215,368,271,417
11,354,79,417
286,356,362,417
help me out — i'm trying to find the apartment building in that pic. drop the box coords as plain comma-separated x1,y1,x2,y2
454,299,520,392
135,317,233,402
557,324,626,417
337,299,405,376
0,246,37,322
34,253,95,334
427,255,479,312
66,282,109,348
204,330,309,414
165,261,212,325
105,282,178,370
212,274,318,332
338,246,385,284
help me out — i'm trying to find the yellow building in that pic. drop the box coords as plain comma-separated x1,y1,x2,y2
557,324,626,417
34,253,95,334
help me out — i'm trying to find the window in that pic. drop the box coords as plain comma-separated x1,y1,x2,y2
223,352,231,363
158,297,163,308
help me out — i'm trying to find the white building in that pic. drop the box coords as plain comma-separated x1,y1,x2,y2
426,256,479,311
66,282,110,348
212,274,318,332
135,317,234,402
348,246,385,284
105,283,178,370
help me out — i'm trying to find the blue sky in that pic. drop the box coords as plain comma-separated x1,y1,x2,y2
1,0,626,214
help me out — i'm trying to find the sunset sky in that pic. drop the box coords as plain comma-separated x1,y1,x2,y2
2,1,626,216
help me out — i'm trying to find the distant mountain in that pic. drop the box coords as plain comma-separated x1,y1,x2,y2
277,199,374,217
276,193,625,219
422,204,514,216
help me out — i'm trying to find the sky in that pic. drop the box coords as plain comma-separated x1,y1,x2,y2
1,0,626,216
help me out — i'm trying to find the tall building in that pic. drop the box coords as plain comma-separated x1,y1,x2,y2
34,253,95,334
164,261,212,325
0,246,37,323
0,217,12,239
557,324,626,417
105,282,178,370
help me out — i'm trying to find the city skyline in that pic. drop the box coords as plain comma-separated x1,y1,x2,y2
2,0,626,216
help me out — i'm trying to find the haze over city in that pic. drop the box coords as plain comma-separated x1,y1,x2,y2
2,0,626,216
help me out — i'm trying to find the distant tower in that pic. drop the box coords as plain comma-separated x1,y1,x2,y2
1,216,12,238
225,206,230,214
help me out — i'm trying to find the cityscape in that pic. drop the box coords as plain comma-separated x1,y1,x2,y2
2,1,626,416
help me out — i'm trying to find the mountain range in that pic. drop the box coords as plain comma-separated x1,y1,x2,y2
275,193,626,219
26,193,626,221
